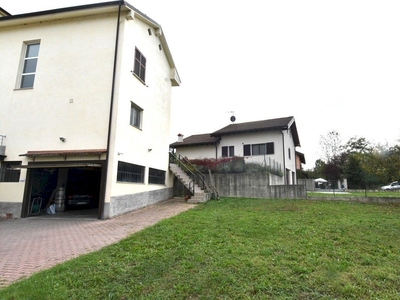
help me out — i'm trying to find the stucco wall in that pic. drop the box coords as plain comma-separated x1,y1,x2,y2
175,145,217,160
0,12,117,205
1,6,176,215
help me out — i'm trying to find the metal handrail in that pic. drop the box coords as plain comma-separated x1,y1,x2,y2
169,152,196,194
169,152,219,199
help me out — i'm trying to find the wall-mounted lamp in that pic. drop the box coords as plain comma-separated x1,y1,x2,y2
59,137,66,142
118,152,124,156
148,149,152,152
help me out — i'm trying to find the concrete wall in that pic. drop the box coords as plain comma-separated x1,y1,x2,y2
0,202,22,219
307,196,400,204
105,187,173,218
297,179,315,191
205,173,306,199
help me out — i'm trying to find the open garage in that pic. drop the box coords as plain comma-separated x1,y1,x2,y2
21,162,104,219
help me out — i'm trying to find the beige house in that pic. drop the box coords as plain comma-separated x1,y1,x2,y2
0,1,180,219
170,116,305,185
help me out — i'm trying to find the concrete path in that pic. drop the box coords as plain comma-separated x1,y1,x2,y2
0,198,196,289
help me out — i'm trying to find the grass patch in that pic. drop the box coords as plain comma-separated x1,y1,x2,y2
1,198,400,299
308,190,400,198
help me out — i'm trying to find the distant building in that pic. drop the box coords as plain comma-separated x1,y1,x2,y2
170,116,305,185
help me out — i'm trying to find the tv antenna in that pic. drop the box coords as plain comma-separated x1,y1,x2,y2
228,111,236,122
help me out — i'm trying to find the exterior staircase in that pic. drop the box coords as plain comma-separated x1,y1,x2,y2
169,153,218,203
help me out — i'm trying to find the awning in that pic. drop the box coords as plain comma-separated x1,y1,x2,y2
314,178,327,183
20,149,107,158
12,163,102,169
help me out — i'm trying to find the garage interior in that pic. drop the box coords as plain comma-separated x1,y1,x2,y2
26,165,102,218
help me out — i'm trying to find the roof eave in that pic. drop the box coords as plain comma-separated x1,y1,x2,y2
0,1,181,86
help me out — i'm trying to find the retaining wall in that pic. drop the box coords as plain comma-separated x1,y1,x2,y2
205,173,306,199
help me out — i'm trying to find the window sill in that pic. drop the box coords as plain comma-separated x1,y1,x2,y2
132,72,146,86
129,124,142,131
14,87,34,91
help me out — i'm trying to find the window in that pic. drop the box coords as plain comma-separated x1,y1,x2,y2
148,168,166,185
243,143,274,156
133,48,146,82
0,161,21,182
266,142,274,155
222,146,234,157
243,144,251,156
252,143,266,155
130,102,143,128
288,148,291,159
117,161,144,183
20,42,40,88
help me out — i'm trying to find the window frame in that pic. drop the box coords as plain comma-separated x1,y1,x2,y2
0,161,21,182
117,161,145,183
19,41,40,89
252,143,266,156
148,168,166,185
243,144,251,156
133,47,146,83
266,142,274,155
243,142,274,156
130,102,143,129
222,146,235,157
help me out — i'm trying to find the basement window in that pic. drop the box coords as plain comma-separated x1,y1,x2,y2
148,168,166,185
117,161,144,183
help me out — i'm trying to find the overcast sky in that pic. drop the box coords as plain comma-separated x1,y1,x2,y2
3,0,400,168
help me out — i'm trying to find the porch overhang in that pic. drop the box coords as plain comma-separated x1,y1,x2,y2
12,163,103,169
19,149,107,160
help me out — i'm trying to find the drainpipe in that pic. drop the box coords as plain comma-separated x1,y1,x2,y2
281,130,286,184
100,0,123,219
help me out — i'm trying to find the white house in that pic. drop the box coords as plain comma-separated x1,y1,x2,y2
170,116,305,185
0,1,180,219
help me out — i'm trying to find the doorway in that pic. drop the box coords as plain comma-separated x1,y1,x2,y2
24,165,102,218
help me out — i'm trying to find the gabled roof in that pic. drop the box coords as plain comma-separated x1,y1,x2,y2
0,7,11,17
211,116,300,147
0,1,180,85
295,151,306,164
170,133,220,148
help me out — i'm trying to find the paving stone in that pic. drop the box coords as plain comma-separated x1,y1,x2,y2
0,198,195,288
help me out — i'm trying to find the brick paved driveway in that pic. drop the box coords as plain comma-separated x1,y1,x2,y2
0,198,196,288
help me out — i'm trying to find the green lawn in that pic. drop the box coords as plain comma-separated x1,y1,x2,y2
1,198,400,299
308,190,400,198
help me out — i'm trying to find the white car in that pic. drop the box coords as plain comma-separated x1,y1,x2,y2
381,181,400,190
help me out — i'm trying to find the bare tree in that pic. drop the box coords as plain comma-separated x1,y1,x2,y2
319,130,342,162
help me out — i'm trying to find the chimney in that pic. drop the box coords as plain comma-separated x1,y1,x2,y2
177,133,183,143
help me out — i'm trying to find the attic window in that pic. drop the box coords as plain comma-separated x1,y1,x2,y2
133,48,146,82
148,28,152,35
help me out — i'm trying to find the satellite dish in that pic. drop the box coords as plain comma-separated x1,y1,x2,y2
230,115,236,122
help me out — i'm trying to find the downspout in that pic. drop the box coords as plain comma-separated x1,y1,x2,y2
99,0,123,219
281,130,286,184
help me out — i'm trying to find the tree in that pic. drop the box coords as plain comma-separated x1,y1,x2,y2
344,136,372,154
319,131,342,163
